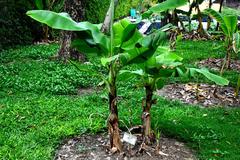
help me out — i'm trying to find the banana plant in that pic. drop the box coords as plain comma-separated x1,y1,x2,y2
204,9,239,69
120,46,229,145
27,0,171,152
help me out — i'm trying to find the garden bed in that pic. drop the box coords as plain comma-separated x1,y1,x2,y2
157,83,240,107
198,58,240,71
55,133,196,160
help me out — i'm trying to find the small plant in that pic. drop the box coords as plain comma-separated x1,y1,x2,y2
205,9,239,69
120,46,229,145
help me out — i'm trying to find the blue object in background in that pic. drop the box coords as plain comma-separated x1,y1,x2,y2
130,8,136,18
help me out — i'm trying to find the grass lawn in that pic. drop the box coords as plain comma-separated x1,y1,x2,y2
0,40,240,160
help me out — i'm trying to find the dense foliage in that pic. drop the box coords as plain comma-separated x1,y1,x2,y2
0,0,140,50
0,1,40,50
85,0,143,23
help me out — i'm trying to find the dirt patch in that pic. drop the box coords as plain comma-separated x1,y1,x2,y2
198,58,240,72
78,88,95,96
55,133,196,160
226,2,240,9
157,83,240,107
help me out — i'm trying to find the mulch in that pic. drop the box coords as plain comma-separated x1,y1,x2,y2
157,83,240,107
198,58,240,72
55,133,196,160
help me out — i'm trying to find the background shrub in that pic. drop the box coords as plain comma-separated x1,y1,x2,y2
0,0,41,50
0,0,141,50
85,0,140,23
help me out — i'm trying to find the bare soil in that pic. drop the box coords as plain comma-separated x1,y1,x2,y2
157,83,240,107
198,58,240,72
55,133,196,160
77,88,95,96
226,2,240,9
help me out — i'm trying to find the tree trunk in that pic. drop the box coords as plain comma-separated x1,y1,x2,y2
43,25,49,42
142,85,154,144
57,0,86,62
171,9,178,26
196,5,204,35
207,0,212,30
102,0,122,152
108,66,122,152
216,0,224,31
226,41,232,69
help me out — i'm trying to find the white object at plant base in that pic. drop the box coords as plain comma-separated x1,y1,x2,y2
123,132,137,146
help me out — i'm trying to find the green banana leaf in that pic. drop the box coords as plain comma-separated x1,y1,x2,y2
143,0,188,18
223,15,238,36
233,32,240,53
189,68,229,86
26,10,110,51
113,19,137,48
204,9,238,37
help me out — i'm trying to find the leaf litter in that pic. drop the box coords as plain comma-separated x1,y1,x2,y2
55,133,196,160
157,83,240,107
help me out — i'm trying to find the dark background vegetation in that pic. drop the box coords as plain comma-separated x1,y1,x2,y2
0,0,140,50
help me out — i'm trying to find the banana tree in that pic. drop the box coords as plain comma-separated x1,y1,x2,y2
120,46,229,145
205,9,239,69
27,0,171,152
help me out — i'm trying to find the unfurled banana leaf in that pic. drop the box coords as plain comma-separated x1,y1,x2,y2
26,10,110,51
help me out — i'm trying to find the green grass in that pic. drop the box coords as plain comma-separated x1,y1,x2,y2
174,40,225,63
0,44,101,95
0,41,240,159
173,40,239,86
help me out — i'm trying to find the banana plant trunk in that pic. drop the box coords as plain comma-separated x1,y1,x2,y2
216,0,224,31
108,66,122,152
207,0,212,30
196,5,204,35
142,85,154,144
226,41,232,69
43,25,49,42
57,0,86,62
